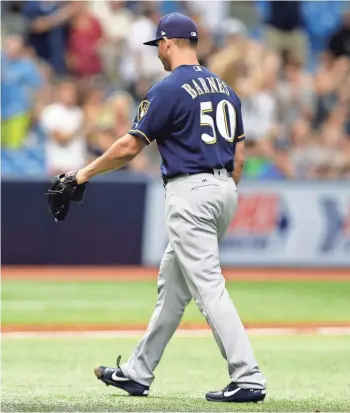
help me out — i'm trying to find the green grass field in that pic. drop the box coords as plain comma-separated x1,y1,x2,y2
3,280,350,326
2,335,350,412
2,278,350,411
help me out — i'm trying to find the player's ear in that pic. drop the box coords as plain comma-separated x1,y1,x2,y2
163,37,171,51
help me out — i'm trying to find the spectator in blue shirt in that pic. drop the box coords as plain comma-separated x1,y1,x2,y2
22,1,81,74
1,34,43,149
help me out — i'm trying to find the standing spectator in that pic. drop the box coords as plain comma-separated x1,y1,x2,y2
40,80,87,174
208,18,249,90
1,34,43,149
263,1,307,65
1,1,27,37
32,60,56,122
239,51,279,142
22,1,82,74
187,0,229,34
89,1,133,42
89,1,134,83
328,10,350,59
119,6,164,91
67,4,103,79
241,86,277,142
186,8,215,66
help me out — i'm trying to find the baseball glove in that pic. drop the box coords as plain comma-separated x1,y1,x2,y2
46,171,88,222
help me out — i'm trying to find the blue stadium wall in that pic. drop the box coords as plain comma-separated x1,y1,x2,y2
2,174,149,265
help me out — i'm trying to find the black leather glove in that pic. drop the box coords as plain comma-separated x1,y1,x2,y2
46,171,87,222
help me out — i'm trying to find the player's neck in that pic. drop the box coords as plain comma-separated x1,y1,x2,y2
171,51,199,71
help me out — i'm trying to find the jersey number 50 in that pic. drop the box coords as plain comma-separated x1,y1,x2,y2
200,100,236,144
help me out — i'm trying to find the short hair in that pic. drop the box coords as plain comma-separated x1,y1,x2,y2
172,38,198,49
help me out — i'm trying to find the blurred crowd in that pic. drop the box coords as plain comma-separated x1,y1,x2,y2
1,0,350,180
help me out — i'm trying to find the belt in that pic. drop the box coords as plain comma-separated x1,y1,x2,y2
163,169,232,186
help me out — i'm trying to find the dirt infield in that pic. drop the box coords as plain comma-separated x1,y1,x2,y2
2,266,350,281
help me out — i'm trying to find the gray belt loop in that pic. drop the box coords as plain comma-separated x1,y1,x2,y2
213,168,228,181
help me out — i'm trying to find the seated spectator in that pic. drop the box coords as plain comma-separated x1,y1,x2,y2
67,4,104,79
275,55,316,132
268,139,295,179
327,11,350,59
1,34,43,149
40,80,87,174
288,119,313,179
83,87,106,129
290,113,345,180
131,77,155,103
22,1,82,74
84,89,134,160
316,105,349,179
243,140,273,179
83,86,111,159
112,92,135,137
314,55,349,128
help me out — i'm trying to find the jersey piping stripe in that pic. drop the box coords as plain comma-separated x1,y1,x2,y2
129,129,151,144
236,134,245,140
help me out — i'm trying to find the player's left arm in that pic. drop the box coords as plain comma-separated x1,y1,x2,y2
232,140,245,186
232,99,245,186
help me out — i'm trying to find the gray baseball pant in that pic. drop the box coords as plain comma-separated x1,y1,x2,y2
122,170,266,390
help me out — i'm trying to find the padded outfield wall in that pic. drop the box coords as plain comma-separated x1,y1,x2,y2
2,175,350,268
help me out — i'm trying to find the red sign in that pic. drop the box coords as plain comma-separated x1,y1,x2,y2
229,194,279,234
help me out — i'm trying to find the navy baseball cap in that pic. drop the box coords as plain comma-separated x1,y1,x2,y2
143,13,198,46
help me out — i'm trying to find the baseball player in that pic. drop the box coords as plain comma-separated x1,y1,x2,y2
49,13,266,403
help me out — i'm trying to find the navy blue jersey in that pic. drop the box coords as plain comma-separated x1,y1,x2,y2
129,65,245,178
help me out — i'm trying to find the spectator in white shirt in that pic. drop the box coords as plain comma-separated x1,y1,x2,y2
119,6,164,87
187,0,229,34
40,80,87,174
89,0,133,41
